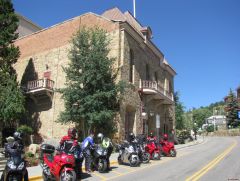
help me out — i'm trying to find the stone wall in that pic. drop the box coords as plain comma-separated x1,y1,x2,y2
14,13,121,140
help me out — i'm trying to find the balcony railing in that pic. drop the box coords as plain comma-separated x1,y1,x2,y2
27,78,54,92
140,80,174,102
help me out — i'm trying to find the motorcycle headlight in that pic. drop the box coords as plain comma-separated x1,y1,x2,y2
17,162,25,170
129,146,134,152
103,150,108,155
7,161,16,169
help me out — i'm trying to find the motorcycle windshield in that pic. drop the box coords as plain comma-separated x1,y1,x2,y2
96,146,107,156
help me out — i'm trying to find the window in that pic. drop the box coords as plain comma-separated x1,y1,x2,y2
129,49,134,83
154,72,158,82
146,64,150,80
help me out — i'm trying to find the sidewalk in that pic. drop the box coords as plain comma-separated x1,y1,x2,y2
0,136,206,180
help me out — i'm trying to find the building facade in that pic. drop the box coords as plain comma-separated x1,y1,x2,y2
17,14,42,38
14,8,176,141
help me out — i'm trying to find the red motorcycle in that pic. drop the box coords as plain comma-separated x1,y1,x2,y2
159,140,177,157
40,144,76,181
145,137,161,160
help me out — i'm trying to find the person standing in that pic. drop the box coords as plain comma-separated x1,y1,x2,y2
81,132,95,173
97,133,113,171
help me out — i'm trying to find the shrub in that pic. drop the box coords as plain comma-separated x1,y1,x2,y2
17,125,33,135
176,130,192,144
206,124,214,132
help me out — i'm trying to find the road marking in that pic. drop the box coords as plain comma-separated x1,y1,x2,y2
91,171,108,180
105,152,189,180
185,140,237,181
111,170,123,175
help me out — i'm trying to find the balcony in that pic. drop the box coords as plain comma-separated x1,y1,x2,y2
139,80,174,104
26,78,54,105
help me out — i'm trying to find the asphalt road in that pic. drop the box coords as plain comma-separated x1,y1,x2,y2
83,137,240,181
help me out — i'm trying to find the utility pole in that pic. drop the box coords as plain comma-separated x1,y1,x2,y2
133,0,136,18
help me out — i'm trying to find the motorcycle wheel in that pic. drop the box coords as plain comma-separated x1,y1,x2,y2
170,149,177,157
98,159,107,173
60,168,76,181
42,171,50,181
7,174,22,181
153,152,160,160
129,155,140,167
118,155,123,165
141,153,150,164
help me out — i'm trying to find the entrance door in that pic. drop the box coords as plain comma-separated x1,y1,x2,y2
125,110,135,139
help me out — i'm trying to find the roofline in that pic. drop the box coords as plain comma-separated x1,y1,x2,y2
16,13,42,30
15,9,177,76
16,12,114,41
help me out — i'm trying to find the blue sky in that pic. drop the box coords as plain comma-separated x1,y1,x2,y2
12,0,240,110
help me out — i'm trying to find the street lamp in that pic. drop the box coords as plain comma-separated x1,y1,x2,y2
194,122,197,140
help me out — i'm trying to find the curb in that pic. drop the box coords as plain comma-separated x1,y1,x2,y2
29,176,42,181
29,161,119,181
176,137,207,150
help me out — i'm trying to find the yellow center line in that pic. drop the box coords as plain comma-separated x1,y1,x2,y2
185,140,237,181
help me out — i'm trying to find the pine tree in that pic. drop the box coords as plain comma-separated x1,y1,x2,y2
174,92,185,130
0,0,25,127
225,89,239,128
59,27,122,137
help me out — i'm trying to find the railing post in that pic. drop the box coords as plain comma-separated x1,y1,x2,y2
43,78,47,88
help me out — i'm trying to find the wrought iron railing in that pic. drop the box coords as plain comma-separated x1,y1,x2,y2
140,80,174,101
27,79,54,91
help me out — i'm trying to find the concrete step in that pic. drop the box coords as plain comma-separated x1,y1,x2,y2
0,164,5,172
0,160,7,165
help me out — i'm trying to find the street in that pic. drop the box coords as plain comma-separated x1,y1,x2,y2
83,137,240,181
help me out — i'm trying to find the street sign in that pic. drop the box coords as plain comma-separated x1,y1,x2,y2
156,114,160,128
238,111,240,119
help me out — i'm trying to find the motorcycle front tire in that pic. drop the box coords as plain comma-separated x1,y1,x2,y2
153,152,160,160
170,149,177,157
60,168,76,181
98,159,107,173
42,171,50,181
117,155,123,165
129,155,140,167
141,153,150,164
7,174,22,181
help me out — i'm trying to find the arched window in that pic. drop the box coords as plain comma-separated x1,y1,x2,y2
129,49,134,83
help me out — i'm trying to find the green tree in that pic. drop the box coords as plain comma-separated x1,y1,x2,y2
192,108,211,128
225,89,239,128
59,27,122,137
174,92,185,130
0,0,25,127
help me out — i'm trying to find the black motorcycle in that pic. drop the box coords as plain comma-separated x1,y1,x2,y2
91,145,108,173
135,135,150,164
1,144,27,181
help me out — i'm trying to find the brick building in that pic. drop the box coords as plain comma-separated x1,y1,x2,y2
14,8,176,141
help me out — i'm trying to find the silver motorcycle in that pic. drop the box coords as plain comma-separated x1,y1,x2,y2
117,141,140,167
